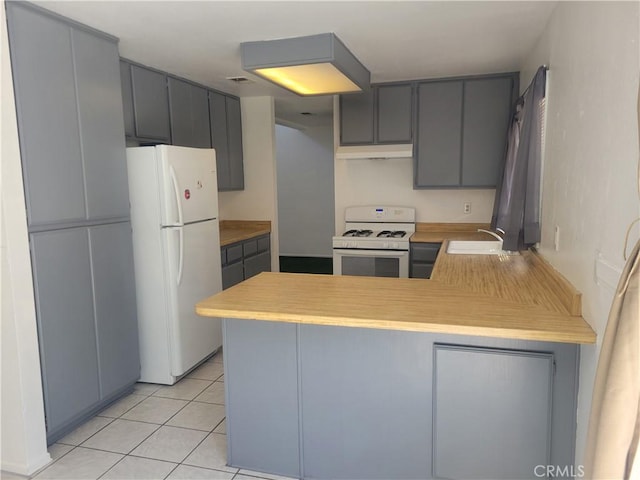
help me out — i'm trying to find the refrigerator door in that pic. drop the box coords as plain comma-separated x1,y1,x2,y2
162,219,223,376
158,145,218,226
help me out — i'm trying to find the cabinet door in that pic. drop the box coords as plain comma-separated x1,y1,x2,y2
301,325,431,479
433,344,553,479
30,228,100,437
120,61,135,137
225,319,301,477
415,81,463,187
168,78,211,148
462,77,514,186
168,77,193,147
226,96,245,190
209,92,230,190
244,251,271,279
131,65,170,141
7,3,85,226
377,84,413,143
340,90,374,145
73,29,130,220
89,223,139,396
222,262,244,290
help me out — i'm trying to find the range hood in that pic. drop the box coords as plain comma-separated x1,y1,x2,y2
335,143,413,160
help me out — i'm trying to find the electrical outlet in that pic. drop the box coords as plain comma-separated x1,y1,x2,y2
463,202,472,214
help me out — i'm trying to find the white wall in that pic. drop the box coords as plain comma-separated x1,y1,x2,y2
218,96,280,271
276,124,334,257
1,1,51,473
332,99,495,232
520,1,640,467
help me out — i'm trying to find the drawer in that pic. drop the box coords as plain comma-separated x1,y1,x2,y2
243,238,258,257
411,243,441,262
226,244,243,264
410,263,434,279
257,234,270,253
220,249,227,266
222,262,244,290
244,251,271,280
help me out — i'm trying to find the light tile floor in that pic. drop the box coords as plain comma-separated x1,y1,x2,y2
24,352,296,480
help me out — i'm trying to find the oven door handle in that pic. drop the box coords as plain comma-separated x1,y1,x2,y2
332,249,408,257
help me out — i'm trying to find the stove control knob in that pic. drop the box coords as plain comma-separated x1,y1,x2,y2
382,242,389,249
392,242,399,249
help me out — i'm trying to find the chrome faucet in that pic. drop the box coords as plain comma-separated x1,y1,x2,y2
477,228,504,242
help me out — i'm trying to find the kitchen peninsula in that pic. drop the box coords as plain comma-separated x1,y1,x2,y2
196,246,595,480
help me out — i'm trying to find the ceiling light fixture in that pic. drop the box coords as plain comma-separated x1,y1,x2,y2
241,33,370,96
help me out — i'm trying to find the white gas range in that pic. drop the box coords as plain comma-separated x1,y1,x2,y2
332,206,416,278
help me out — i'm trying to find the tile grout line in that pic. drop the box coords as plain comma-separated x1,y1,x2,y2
39,356,230,479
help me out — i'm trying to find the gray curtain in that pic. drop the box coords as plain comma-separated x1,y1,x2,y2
492,66,547,251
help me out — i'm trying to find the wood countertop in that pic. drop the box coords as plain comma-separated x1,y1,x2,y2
410,222,493,242
198,222,595,345
219,220,270,247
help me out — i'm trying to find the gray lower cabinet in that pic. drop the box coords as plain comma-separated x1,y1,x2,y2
415,74,516,188
31,223,139,441
410,242,441,278
168,77,211,148
224,320,300,478
7,2,139,443
339,83,413,145
221,234,271,289
223,321,579,480
210,91,244,191
120,60,171,142
433,345,553,479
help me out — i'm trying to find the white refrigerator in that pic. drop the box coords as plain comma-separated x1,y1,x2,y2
126,145,222,385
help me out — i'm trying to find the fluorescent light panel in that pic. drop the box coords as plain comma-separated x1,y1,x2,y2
254,63,361,96
241,33,370,96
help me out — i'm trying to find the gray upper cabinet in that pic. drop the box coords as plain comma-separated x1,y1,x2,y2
168,77,211,148
120,60,135,138
340,89,374,145
462,77,514,187
416,81,463,187
7,3,86,226
377,84,413,143
209,91,244,191
339,84,413,146
130,64,171,142
415,74,516,188
74,29,130,220
226,96,244,190
8,2,129,226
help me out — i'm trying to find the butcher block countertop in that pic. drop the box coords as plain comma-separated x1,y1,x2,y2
197,243,596,344
219,220,270,247
410,222,493,242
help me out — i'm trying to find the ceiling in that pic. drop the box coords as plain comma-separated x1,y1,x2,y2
32,1,557,128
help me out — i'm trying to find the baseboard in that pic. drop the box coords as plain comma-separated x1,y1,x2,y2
1,451,51,477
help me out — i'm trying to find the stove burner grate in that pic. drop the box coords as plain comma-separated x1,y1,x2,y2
343,229,374,237
376,230,407,238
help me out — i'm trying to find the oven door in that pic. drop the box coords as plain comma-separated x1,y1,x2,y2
333,249,409,278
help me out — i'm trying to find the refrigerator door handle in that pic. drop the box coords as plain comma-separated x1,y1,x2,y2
169,165,184,226
177,227,184,286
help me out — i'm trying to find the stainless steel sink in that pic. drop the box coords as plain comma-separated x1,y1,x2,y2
446,240,520,255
